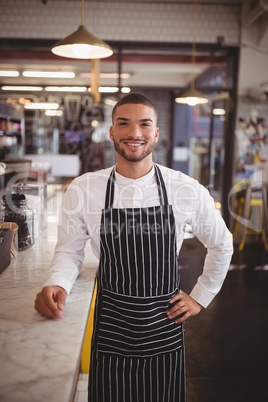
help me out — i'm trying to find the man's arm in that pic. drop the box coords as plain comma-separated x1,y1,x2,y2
35,179,90,318
168,179,233,321
189,185,233,308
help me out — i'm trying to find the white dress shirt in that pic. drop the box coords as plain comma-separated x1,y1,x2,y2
43,164,233,308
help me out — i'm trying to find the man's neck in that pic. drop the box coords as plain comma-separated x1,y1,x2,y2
115,156,153,179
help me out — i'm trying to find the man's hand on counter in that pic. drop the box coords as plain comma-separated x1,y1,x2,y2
35,286,67,319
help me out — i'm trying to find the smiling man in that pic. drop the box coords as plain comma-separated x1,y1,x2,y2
35,93,233,402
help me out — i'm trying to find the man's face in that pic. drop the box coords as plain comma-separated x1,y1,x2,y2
110,103,159,163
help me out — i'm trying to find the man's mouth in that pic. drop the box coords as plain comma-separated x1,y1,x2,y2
125,142,143,146
122,140,145,147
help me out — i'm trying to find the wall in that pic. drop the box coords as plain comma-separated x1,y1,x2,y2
238,16,268,96
0,0,240,45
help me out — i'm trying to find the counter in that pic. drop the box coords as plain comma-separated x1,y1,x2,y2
0,185,98,402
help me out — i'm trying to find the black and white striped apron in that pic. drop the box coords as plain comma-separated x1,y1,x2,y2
88,165,186,401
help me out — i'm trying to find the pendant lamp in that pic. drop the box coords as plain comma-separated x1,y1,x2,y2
51,0,113,59
175,0,208,106
175,85,208,106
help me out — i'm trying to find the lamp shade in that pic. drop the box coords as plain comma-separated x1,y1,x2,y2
175,87,208,106
51,25,113,59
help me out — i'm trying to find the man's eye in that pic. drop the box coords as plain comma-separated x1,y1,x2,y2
119,122,127,125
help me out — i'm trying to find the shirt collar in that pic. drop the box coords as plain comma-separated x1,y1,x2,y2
114,164,155,186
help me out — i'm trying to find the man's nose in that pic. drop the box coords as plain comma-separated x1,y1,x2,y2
132,124,142,137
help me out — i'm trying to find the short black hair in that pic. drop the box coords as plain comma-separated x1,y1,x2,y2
112,92,157,123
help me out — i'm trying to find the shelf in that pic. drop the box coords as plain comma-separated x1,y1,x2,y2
0,103,25,160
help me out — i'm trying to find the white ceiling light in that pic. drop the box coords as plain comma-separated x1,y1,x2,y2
98,87,119,93
23,71,75,78
1,86,43,91
89,87,118,93
51,0,113,59
45,110,63,116
45,86,87,92
213,108,226,116
79,72,131,79
24,103,59,110
88,86,131,94
0,71,19,77
121,87,131,94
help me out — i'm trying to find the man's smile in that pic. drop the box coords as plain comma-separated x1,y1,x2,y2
122,140,145,147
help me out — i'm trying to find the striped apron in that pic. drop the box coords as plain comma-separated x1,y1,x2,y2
88,165,186,402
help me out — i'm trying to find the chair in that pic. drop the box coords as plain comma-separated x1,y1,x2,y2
233,183,268,252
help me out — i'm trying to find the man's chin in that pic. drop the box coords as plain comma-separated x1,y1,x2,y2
121,153,148,163
114,145,154,163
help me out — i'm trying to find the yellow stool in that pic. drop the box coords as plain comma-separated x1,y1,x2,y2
233,184,268,252
81,282,97,374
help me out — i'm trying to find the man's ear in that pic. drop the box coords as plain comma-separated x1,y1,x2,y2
109,126,114,141
154,127,160,143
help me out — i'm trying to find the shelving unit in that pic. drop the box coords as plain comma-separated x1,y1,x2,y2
0,103,25,160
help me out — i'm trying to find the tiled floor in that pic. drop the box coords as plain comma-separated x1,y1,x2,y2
74,373,89,402
75,237,268,402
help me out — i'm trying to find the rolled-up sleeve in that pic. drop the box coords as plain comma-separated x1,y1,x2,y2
43,179,90,294
189,186,233,307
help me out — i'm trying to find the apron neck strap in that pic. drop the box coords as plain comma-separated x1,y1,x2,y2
105,164,168,209
105,168,116,210
154,164,169,206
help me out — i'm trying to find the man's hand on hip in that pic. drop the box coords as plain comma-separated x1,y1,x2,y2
167,290,203,324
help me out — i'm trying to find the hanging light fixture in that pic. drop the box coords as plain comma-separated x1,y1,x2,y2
51,0,113,59
175,86,208,106
175,0,208,106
